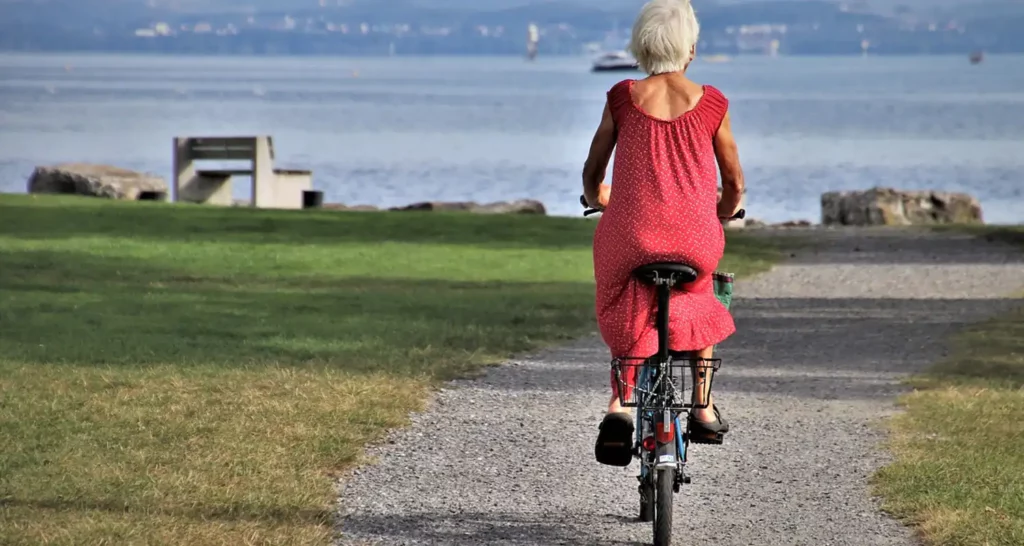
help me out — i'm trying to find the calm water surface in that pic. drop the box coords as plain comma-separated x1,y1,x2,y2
0,53,1022,223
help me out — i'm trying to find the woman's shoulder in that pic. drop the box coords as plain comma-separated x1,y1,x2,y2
608,78,636,92
699,84,729,109
606,79,635,116
695,83,729,124
607,78,635,100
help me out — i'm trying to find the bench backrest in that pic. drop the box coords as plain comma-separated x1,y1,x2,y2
182,136,275,161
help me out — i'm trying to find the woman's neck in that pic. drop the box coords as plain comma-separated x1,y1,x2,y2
648,70,689,82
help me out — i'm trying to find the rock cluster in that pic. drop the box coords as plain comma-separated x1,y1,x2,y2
26,166,982,229
389,200,546,215
322,199,547,215
736,218,813,229
821,187,982,226
27,163,168,201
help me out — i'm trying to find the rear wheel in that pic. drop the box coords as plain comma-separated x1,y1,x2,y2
653,467,674,546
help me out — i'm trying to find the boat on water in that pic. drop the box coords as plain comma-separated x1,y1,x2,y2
526,23,539,61
701,54,732,63
970,50,984,65
591,51,639,72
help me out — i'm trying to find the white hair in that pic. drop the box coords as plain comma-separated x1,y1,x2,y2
628,0,701,75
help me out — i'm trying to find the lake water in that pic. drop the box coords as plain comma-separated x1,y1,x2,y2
1,53,1022,223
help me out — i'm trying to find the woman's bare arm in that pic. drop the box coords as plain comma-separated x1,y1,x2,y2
582,102,617,207
714,110,745,218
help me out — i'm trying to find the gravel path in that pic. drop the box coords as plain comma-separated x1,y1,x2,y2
334,228,1024,546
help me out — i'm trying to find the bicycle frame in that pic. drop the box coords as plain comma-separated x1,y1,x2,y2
634,276,692,492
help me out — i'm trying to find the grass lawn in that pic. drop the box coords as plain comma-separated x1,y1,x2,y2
0,194,781,545
874,226,1024,546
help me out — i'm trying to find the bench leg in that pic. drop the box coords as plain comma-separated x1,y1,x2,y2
172,137,197,203
252,137,275,208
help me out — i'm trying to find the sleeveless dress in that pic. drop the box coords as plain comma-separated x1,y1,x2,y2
593,79,736,381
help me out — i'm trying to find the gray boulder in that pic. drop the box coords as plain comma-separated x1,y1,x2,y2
27,163,168,201
821,187,982,226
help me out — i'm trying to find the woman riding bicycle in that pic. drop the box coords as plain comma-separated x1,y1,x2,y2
582,0,746,464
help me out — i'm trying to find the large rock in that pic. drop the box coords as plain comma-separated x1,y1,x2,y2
821,187,983,226
27,163,168,201
389,199,547,215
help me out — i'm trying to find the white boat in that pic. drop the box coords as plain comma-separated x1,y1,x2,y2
591,51,639,72
526,23,539,61
701,54,732,63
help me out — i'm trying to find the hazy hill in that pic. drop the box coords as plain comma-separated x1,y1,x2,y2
2,0,1020,54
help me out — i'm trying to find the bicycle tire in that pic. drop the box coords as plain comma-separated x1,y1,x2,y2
654,467,674,546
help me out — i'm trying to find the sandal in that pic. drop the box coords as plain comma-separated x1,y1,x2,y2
688,404,729,445
595,412,634,467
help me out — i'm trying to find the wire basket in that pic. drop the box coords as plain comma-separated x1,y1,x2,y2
612,355,722,411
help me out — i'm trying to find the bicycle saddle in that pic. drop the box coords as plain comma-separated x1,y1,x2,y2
632,262,698,288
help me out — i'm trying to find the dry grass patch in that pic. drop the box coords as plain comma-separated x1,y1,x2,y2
874,227,1024,546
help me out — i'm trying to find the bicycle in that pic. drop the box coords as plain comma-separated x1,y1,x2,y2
581,195,744,546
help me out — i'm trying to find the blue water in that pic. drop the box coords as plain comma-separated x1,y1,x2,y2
1,53,1022,223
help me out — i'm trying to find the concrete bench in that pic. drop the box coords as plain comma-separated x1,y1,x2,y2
172,136,313,209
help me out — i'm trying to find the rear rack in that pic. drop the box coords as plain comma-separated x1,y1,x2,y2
612,355,721,411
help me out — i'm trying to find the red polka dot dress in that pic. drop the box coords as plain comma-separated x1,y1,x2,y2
594,79,736,383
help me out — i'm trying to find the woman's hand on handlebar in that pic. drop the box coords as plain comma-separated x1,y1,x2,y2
583,183,611,209
579,195,603,216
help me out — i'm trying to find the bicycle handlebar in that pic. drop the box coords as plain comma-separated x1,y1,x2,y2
579,195,745,220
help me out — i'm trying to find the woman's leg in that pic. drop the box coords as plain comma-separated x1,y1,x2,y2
596,365,635,467
608,372,630,414
607,360,634,414
691,345,718,423
608,392,627,414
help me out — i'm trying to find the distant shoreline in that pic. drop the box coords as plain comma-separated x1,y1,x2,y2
1,51,1018,59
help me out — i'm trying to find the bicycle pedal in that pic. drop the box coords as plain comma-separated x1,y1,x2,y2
689,432,724,445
